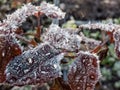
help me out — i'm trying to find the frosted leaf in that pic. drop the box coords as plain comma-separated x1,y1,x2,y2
0,34,22,83
0,2,65,31
40,2,65,19
42,24,82,51
68,51,101,90
79,23,120,32
5,43,64,86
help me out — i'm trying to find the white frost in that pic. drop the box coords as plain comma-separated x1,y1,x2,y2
42,24,82,51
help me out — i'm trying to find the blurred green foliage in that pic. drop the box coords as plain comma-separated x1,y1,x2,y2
62,20,77,29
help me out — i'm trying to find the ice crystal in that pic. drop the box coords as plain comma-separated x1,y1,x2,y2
5,43,64,86
42,24,82,51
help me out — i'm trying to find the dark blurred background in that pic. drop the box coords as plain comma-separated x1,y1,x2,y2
1,0,120,20
60,0,120,20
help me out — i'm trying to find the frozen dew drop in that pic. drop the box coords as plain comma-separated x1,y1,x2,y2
86,86,91,90
24,69,29,74
41,71,46,74
27,58,33,64
53,64,57,69
46,53,50,56
77,87,80,90
2,51,5,57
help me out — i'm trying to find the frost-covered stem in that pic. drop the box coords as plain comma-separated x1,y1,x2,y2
15,34,37,46
15,34,30,43
91,38,108,53
35,11,41,41
79,23,120,32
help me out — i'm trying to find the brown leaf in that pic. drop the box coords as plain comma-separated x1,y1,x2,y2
0,34,22,83
68,51,101,90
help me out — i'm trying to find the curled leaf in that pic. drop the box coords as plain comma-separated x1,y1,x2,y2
79,23,120,32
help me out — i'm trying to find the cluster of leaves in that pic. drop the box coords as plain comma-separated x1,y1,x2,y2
0,1,120,90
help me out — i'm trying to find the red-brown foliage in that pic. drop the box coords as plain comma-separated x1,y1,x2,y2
0,34,22,83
